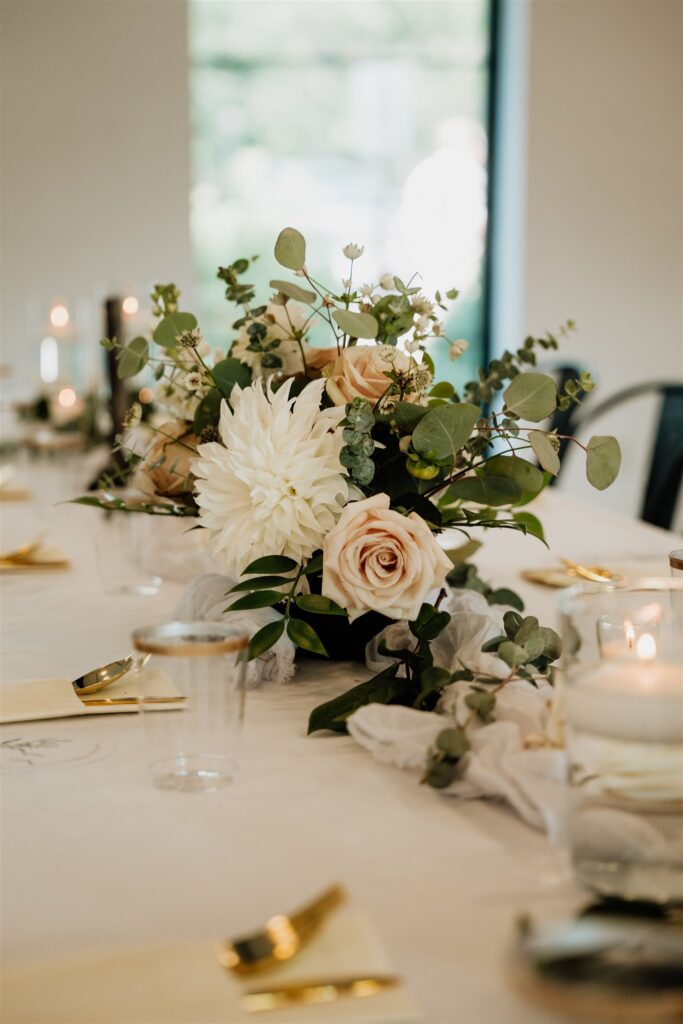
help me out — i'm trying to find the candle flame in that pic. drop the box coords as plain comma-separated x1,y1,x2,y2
50,304,69,328
122,296,139,315
625,621,636,649
57,386,77,409
636,633,657,661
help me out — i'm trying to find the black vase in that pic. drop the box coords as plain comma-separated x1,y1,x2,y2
289,606,391,662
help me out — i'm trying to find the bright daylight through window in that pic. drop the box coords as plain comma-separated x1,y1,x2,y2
189,0,495,380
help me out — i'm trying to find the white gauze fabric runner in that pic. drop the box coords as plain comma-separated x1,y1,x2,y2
349,590,568,837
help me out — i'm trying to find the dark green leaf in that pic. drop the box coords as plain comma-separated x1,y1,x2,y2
444,476,521,507
243,555,298,574
409,603,451,641
228,590,284,611
287,617,328,657
425,759,459,789
514,616,540,644
481,634,507,653
303,553,323,575
193,387,223,434
212,358,251,398
534,626,563,660
378,401,429,430
498,640,528,668
503,372,557,421
412,403,480,464
307,664,409,734
247,619,285,660
504,610,524,637
153,312,197,348
487,587,525,611
229,575,291,592
512,511,547,545
295,594,347,616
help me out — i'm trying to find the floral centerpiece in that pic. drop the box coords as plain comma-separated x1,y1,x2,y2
76,228,620,789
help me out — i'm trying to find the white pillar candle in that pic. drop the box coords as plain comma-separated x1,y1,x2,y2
566,658,683,744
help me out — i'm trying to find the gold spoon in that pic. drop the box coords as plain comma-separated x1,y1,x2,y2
560,557,623,584
71,653,150,696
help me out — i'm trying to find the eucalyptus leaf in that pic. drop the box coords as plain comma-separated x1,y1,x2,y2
153,312,197,348
332,308,379,339
435,727,470,758
503,372,557,421
528,430,561,475
498,641,528,668
274,227,306,271
483,455,544,498
586,435,622,490
248,619,285,661
116,336,148,379
269,279,317,304
212,358,251,398
464,690,496,722
412,403,480,463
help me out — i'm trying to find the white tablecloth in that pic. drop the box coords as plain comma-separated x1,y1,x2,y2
0,467,677,1023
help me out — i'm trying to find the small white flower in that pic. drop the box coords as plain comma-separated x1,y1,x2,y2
449,338,469,360
359,283,375,298
411,296,434,316
379,273,395,290
414,367,433,391
432,322,444,337
183,371,204,391
123,402,142,429
404,338,420,354
343,243,364,260
341,278,352,291
377,344,397,361
414,315,431,334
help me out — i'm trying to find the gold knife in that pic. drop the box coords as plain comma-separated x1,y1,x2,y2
242,974,401,1012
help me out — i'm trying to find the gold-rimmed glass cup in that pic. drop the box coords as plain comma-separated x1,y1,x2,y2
133,621,248,792
558,578,683,904
670,549,683,577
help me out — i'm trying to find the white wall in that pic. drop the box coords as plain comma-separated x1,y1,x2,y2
524,0,683,523
0,0,192,398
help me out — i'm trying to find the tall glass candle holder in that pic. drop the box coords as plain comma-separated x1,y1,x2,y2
559,579,683,904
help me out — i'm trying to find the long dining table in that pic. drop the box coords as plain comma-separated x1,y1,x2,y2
0,461,677,1024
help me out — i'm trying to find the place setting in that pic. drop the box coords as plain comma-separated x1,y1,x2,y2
2,4,682,1022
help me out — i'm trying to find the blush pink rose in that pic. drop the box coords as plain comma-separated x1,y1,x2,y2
134,421,196,498
322,493,452,621
323,346,416,406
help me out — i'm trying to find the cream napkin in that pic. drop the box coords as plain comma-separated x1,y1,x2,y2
2,908,420,1023
0,666,180,724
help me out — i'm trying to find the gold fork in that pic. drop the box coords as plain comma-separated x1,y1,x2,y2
560,557,623,584
219,884,346,976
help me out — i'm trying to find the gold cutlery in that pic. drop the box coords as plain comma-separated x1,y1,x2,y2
0,537,45,564
81,696,186,707
220,884,347,976
71,653,150,696
560,557,623,584
242,974,401,1012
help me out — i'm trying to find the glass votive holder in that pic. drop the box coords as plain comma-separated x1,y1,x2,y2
558,578,683,904
133,621,248,792
93,507,162,596
670,549,683,577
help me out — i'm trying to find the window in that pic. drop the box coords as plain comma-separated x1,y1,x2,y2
190,0,495,379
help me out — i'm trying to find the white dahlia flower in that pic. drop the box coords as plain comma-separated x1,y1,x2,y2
194,378,350,575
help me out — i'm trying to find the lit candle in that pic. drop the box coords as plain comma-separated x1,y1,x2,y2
566,634,683,744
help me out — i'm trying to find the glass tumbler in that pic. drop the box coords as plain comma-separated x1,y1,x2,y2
559,579,683,903
133,621,248,792
670,549,683,578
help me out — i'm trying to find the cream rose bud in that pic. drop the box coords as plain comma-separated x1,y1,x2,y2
323,345,416,407
134,421,197,498
322,493,453,622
